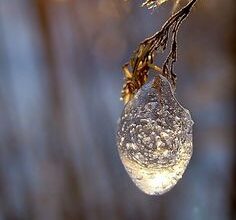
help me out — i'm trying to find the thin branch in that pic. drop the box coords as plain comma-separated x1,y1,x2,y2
139,0,197,86
120,0,197,103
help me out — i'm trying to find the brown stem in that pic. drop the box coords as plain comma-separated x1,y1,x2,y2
146,0,197,86
120,0,198,102
137,0,197,86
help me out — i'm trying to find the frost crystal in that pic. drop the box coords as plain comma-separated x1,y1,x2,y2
142,0,169,9
117,75,193,195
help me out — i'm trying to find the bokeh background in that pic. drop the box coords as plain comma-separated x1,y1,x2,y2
0,0,235,219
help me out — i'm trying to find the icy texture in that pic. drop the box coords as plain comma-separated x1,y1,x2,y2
117,75,193,195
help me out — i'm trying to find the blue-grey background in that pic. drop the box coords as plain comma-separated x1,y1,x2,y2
0,0,235,220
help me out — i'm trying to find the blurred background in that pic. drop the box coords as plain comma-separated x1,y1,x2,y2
0,0,235,219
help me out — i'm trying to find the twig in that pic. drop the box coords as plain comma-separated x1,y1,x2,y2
121,0,198,103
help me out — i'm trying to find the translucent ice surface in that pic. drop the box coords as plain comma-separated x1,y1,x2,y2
117,75,193,195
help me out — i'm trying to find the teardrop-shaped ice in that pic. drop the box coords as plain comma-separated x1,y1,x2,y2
117,75,193,195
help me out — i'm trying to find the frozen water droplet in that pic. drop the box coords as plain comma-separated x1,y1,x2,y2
117,75,193,195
